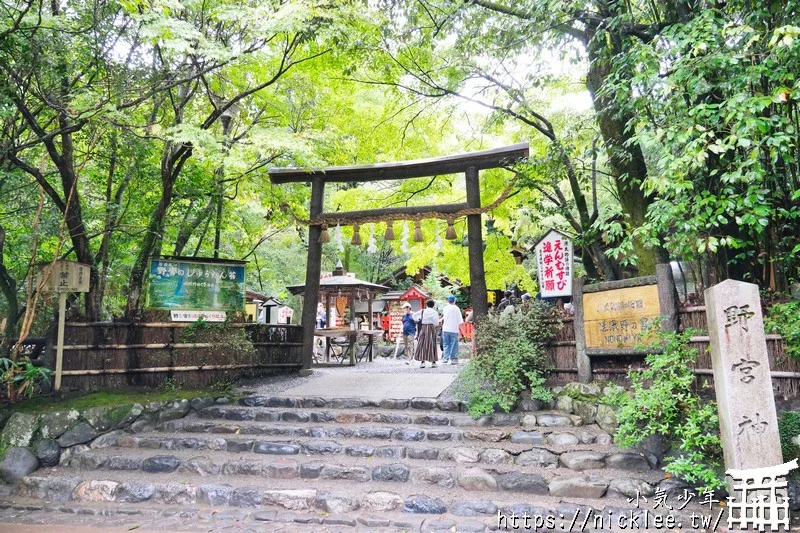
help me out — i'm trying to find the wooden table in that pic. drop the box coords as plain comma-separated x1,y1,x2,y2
314,329,383,365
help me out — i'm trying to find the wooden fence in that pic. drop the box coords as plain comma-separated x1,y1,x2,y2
545,307,800,396
40,306,799,396
51,322,303,391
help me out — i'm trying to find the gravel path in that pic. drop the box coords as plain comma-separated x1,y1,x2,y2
237,342,470,403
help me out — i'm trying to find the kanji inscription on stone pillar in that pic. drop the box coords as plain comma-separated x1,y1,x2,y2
705,279,782,471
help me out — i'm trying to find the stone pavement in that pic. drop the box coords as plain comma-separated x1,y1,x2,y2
280,372,456,400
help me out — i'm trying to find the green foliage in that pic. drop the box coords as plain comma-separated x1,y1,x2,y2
210,379,236,396
160,376,179,394
605,3,800,284
179,318,256,365
765,301,800,360
0,357,52,400
608,329,723,491
453,301,555,418
778,411,800,474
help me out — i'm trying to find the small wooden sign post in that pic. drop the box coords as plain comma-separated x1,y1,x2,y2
36,260,90,392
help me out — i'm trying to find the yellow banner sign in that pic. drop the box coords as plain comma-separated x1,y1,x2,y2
583,284,660,349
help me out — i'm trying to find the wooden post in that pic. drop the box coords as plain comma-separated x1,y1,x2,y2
349,287,356,365
573,276,591,383
367,292,374,361
324,292,331,362
54,292,67,392
325,293,331,329
300,176,325,370
465,166,488,318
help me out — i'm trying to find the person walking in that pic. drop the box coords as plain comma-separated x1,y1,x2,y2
441,295,463,365
413,299,439,368
399,302,416,364
316,304,326,329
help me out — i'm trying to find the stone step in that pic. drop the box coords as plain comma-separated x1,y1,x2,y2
16,467,685,519
155,416,589,446
237,396,467,412
0,491,710,533
105,430,652,472
59,446,660,494
0,496,492,532
199,405,580,428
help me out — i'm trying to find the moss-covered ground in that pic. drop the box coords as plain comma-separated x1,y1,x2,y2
2,388,237,417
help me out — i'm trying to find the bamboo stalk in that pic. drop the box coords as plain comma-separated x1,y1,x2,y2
54,343,216,350
60,363,302,376
64,322,303,328
251,342,303,347
55,341,306,350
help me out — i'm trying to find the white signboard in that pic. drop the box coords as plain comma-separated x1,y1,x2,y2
534,229,573,298
37,260,91,293
170,310,226,322
278,306,294,322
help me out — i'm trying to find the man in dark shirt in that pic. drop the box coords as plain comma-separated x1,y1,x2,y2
399,302,416,364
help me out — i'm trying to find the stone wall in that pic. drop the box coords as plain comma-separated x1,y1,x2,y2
548,382,620,434
0,395,230,487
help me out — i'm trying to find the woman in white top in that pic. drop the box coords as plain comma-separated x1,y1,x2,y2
413,299,440,368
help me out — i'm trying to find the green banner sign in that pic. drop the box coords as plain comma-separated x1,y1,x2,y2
146,259,245,311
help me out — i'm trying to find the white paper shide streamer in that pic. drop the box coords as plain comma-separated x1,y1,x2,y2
367,224,378,254
334,223,344,253
400,221,409,253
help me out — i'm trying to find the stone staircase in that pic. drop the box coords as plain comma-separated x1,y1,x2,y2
3,395,713,532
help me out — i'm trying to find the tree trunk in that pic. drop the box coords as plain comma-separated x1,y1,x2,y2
125,145,191,318
125,174,176,318
0,226,20,340
174,198,215,256
584,25,661,276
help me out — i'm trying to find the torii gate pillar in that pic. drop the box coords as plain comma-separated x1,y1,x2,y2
299,176,324,370
466,166,488,318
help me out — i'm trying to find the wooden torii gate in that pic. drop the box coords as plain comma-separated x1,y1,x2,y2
269,142,529,369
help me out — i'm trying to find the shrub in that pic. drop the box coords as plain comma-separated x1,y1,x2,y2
765,300,800,361
0,357,52,400
179,317,256,364
453,301,556,418
607,328,724,491
779,411,800,478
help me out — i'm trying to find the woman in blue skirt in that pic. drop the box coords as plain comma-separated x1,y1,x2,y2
413,299,440,368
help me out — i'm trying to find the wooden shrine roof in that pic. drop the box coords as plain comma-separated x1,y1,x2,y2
286,275,390,296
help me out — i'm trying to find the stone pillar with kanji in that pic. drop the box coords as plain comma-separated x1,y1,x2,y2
705,279,782,472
